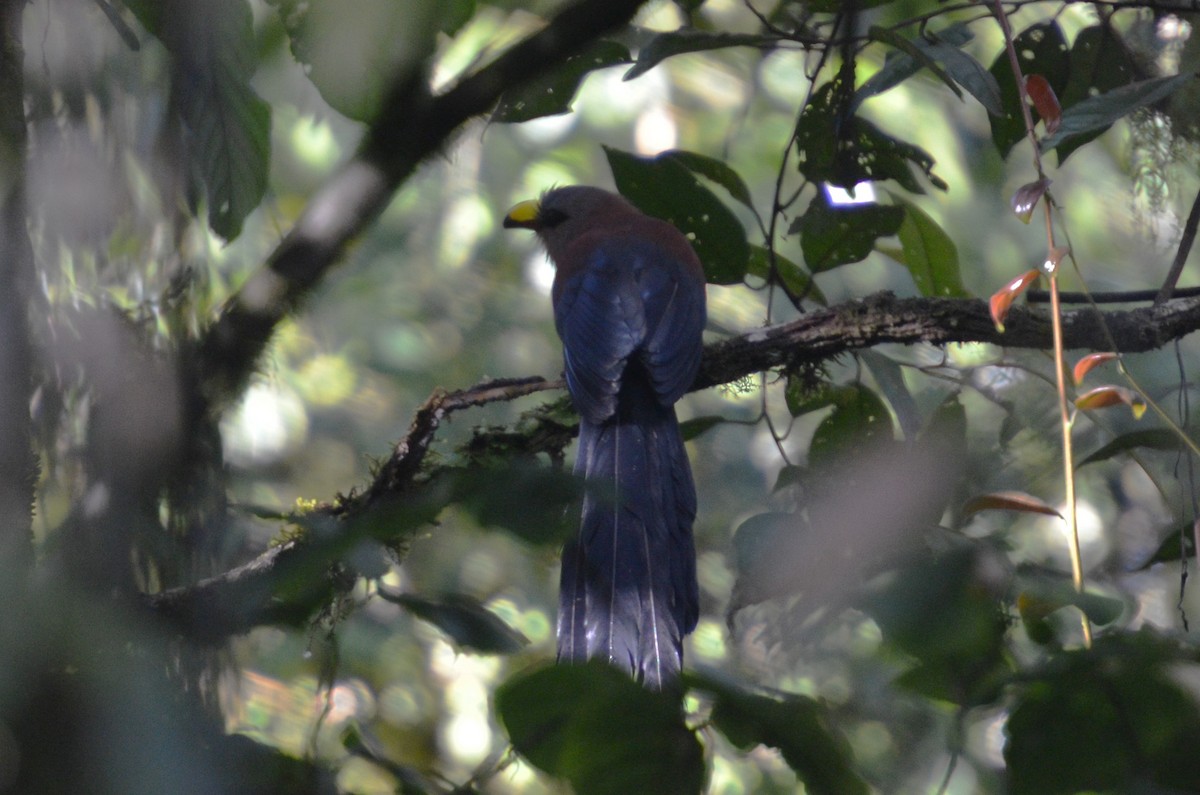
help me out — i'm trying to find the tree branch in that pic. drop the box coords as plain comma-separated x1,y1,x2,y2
0,1,36,570
195,0,651,404
149,292,1200,641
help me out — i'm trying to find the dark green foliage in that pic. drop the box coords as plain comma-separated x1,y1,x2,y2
625,31,780,81
1053,23,1139,162
493,41,632,122
130,0,270,239
796,79,946,193
605,146,750,284
497,661,706,795
794,192,905,273
988,21,1069,159
381,591,528,654
691,672,869,795
1006,633,1200,794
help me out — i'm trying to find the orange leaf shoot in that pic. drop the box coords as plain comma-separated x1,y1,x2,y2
989,269,1040,332
963,490,1063,519
1075,385,1147,419
1025,74,1062,134
1073,352,1118,385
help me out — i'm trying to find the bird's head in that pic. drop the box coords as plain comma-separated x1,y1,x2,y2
503,186,637,261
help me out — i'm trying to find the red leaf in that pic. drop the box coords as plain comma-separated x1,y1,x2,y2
963,490,1063,519
1025,74,1062,134
1073,352,1117,385
1075,385,1146,419
1011,178,1052,223
989,269,1040,332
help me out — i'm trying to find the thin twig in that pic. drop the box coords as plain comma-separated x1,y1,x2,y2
1155,183,1200,304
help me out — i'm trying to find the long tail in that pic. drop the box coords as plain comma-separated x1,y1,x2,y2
557,375,698,689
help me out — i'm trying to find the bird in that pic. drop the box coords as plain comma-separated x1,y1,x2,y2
504,186,706,688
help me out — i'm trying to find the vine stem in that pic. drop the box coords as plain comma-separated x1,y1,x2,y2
990,0,1091,646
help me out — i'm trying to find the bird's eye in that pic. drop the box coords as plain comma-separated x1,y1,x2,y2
539,208,569,228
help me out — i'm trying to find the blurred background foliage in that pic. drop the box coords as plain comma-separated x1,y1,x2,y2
10,0,1200,792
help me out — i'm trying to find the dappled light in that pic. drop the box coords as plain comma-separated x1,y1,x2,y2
7,0,1200,792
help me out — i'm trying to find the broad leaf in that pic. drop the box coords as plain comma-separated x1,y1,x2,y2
808,383,894,470
381,591,527,654
1077,428,1183,467
1054,23,1138,162
497,662,704,795
988,22,1070,159
862,547,1009,706
794,193,905,273
659,150,755,211
268,0,448,122
865,26,961,102
797,81,946,192
689,672,869,795
1006,633,1200,794
605,147,749,284
1040,72,1196,152
679,415,725,441
131,0,271,240
731,511,806,607
493,41,632,123
747,244,826,305
451,464,580,545
854,23,977,108
1137,521,1196,568
888,193,968,297
861,350,921,440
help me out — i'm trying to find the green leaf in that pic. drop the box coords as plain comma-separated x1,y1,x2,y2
1006,633,1200,794
624,31,779,80
808,383,894,470
860,350,920,440
659,150,755,211
862,547,1009,705
1054,24,1138,163
138,0,270,240
452,463,581,545
689,672,868,795
988,21,1070,159
886,193,968,297
865,26,962,101
1015,573,1125,626
794,193,905,273
1077,428,1184,467
747,245,826,305
797,82,946,192
493,41,632,123
267,0,446,122
497,662,704,795
1136,522,1195,569
1039,72,1196,152
679,415,725,441
933,41,1003,117
381,592,528,654
605,147,750,284
731,512,806,607
856,25,1001,116
784,378,846,417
